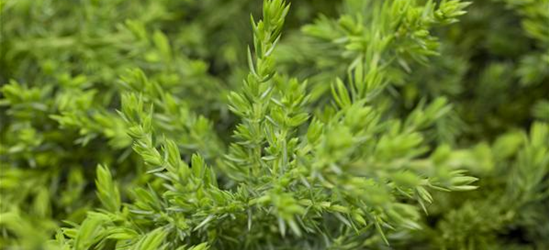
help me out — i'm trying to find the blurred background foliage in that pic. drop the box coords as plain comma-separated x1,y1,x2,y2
0,0,548,249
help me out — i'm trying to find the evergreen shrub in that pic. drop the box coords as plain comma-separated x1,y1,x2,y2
0,0,548,249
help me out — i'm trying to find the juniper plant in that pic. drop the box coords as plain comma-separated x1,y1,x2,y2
0,0,548,249
45,0,479,249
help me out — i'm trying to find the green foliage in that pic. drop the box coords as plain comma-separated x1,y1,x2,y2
1,0,548,249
